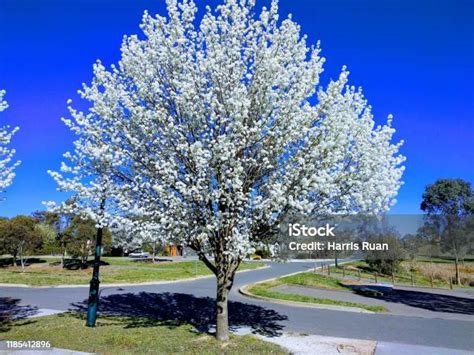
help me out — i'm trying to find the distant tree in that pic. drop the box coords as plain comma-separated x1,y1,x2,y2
141,229,164,262
421,179,474,215
416,222,441,259
35,223,59,255
32,209,75,267
0,216,41,270
0,90,20,198
65,217,95,267
402,233,428,261
0,217,9,255
65,216,112,267
421,178,474,284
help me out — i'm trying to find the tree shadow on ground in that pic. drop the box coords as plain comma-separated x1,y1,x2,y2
349,285,474,315
48,259,110,270
0,297,38,332
0,258,47,268
71,292,287,336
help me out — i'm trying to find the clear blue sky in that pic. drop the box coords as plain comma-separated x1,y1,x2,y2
0,0,472,217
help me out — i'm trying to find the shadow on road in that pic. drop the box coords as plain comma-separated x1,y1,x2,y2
0,297,38,332
350,286,474,315
71,292,287,336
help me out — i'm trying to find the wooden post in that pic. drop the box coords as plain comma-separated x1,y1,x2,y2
342,267,345,278
358,269,361,281
449,277,453,290
411,274,414,286
374,273,378,283
327,264,330,276
391,272,395,285
430,275,433,288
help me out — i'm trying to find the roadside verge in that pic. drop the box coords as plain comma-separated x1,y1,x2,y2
0,264,269,289
238,263,382,314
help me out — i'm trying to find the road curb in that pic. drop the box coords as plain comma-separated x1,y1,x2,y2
238,284,374,313
0,264,269,289
238,259,374,314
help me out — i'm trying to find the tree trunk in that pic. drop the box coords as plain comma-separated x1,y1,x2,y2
216,276,230,342
188,238,237,342
18,244,25,271
61,243,66,268
455,256,461,285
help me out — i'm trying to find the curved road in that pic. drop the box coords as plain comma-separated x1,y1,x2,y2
1,261,473,351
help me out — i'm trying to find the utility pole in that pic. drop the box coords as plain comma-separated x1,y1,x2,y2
86,198,106,327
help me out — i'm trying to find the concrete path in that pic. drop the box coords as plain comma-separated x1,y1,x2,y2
1,260,473,352
272,284,474,321
0,341,91,354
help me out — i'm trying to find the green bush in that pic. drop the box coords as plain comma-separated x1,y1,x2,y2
254,248,271,259
365,234,406,275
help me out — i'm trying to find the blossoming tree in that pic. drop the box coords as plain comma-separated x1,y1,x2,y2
0,90,20,196
47,101,165,326
58,0,405,340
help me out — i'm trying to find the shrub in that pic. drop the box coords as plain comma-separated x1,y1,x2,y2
365,235,406,275
254,248,272,259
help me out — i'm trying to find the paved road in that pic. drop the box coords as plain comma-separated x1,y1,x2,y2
1,261,473,351
272,284,474,321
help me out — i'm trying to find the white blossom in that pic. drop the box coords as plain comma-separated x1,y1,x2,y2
0,90,20,196
48,0,405,340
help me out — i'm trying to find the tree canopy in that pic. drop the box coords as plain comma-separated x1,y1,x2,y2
0,90,20,197
48,0,405,340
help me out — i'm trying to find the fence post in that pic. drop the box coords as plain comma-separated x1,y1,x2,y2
391,272,395,285
430,275,433,288
411,274,414,286
449,277,453,290
374,273,378,283
342,267,345,278
327,264,330,276
358,269,361,281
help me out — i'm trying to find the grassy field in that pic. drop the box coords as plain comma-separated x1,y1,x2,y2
0,257,263,286
0,313,285,354
247,273,386,313
327,259,474,288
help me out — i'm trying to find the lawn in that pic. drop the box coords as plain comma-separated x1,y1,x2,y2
0,257,263,286
247,273,386,313
0,313,286,354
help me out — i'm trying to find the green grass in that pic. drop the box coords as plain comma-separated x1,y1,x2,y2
0,258,263,286
279,272,350,292
0,313,286,354
247,273,386,313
